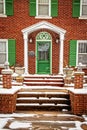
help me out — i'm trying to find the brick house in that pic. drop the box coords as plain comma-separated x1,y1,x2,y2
0,0,87,75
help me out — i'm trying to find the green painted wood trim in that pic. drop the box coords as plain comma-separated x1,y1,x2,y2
51,0,58,17
29,0,36,16
6,0,14,16
8,39,16,66
72,0,80,17
69,40,77,66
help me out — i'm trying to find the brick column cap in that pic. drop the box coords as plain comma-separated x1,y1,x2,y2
1,69,13,75
74,71,85,75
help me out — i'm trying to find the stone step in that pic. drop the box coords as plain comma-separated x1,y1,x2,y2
17,97,70,105
24,78,63,82
23,81,64,86
24,75,63,79
23,75,64,87
16,88,71,111
16,103,71,111
17,92,69,99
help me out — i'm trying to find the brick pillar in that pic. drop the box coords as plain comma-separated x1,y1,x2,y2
74,72,84,89
2,69,13,89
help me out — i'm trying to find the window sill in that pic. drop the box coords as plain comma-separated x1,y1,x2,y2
0,14,7,18
35,16,52,19
79,16,87,19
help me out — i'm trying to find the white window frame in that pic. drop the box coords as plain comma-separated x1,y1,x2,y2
0,39,8,67
0,0,7,17
77,40,87,67
35,0,52,19
80,0,87,19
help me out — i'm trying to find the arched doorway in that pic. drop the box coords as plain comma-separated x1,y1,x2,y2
36,32,52,74
22,21,66,75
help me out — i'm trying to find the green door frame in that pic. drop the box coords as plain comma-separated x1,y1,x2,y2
36,32,52,74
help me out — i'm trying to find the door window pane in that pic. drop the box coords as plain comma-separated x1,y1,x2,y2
38,43,50,60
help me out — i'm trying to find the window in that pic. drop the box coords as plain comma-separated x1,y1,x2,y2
81,0,87,16
0,40,8,66
30,0,58,18
0,39,16,67
0,0,14,17
77,41,87,65
72,0,87,18
69,40,87,67
37,0,50,17
0,0,5,15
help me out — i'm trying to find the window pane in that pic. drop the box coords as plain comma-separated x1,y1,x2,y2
78,54,87,64
82,5,87,15
0,42,6,52
0,4,3,14
83,0,87,3
78,43,87,53
38,0,49,16
0,41,6,64
78,42,87,65
0,0,4,14
38,0,49,4
0,54,6,64
38,43,49,60
38,5,49,15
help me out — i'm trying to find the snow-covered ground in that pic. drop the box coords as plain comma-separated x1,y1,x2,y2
0,112,87,129
0,84,87,129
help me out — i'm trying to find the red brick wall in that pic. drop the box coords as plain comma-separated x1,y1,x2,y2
0,0,87,74
0,93,17,113
69,92,87,115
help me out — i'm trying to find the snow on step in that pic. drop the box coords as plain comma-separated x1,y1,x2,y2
24,78,63,81
24,82,64,84
17,97,68,100
18,91,67,95
16,103,69,106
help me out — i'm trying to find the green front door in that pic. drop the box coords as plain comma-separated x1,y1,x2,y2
37,41,50,74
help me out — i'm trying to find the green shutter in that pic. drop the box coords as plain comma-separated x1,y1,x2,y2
51,0,58,17
8,39,16,66
30,0,36,16
69,40,77,66
5,0,14,16
72,0,80,17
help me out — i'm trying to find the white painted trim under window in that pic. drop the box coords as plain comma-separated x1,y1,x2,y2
0,39,8,67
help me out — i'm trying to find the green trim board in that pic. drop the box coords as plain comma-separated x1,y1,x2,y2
8,39,16,66
51,0,58,17
69,40,77,66
5,0,14,16
72,0,80,17
30,0,36,16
